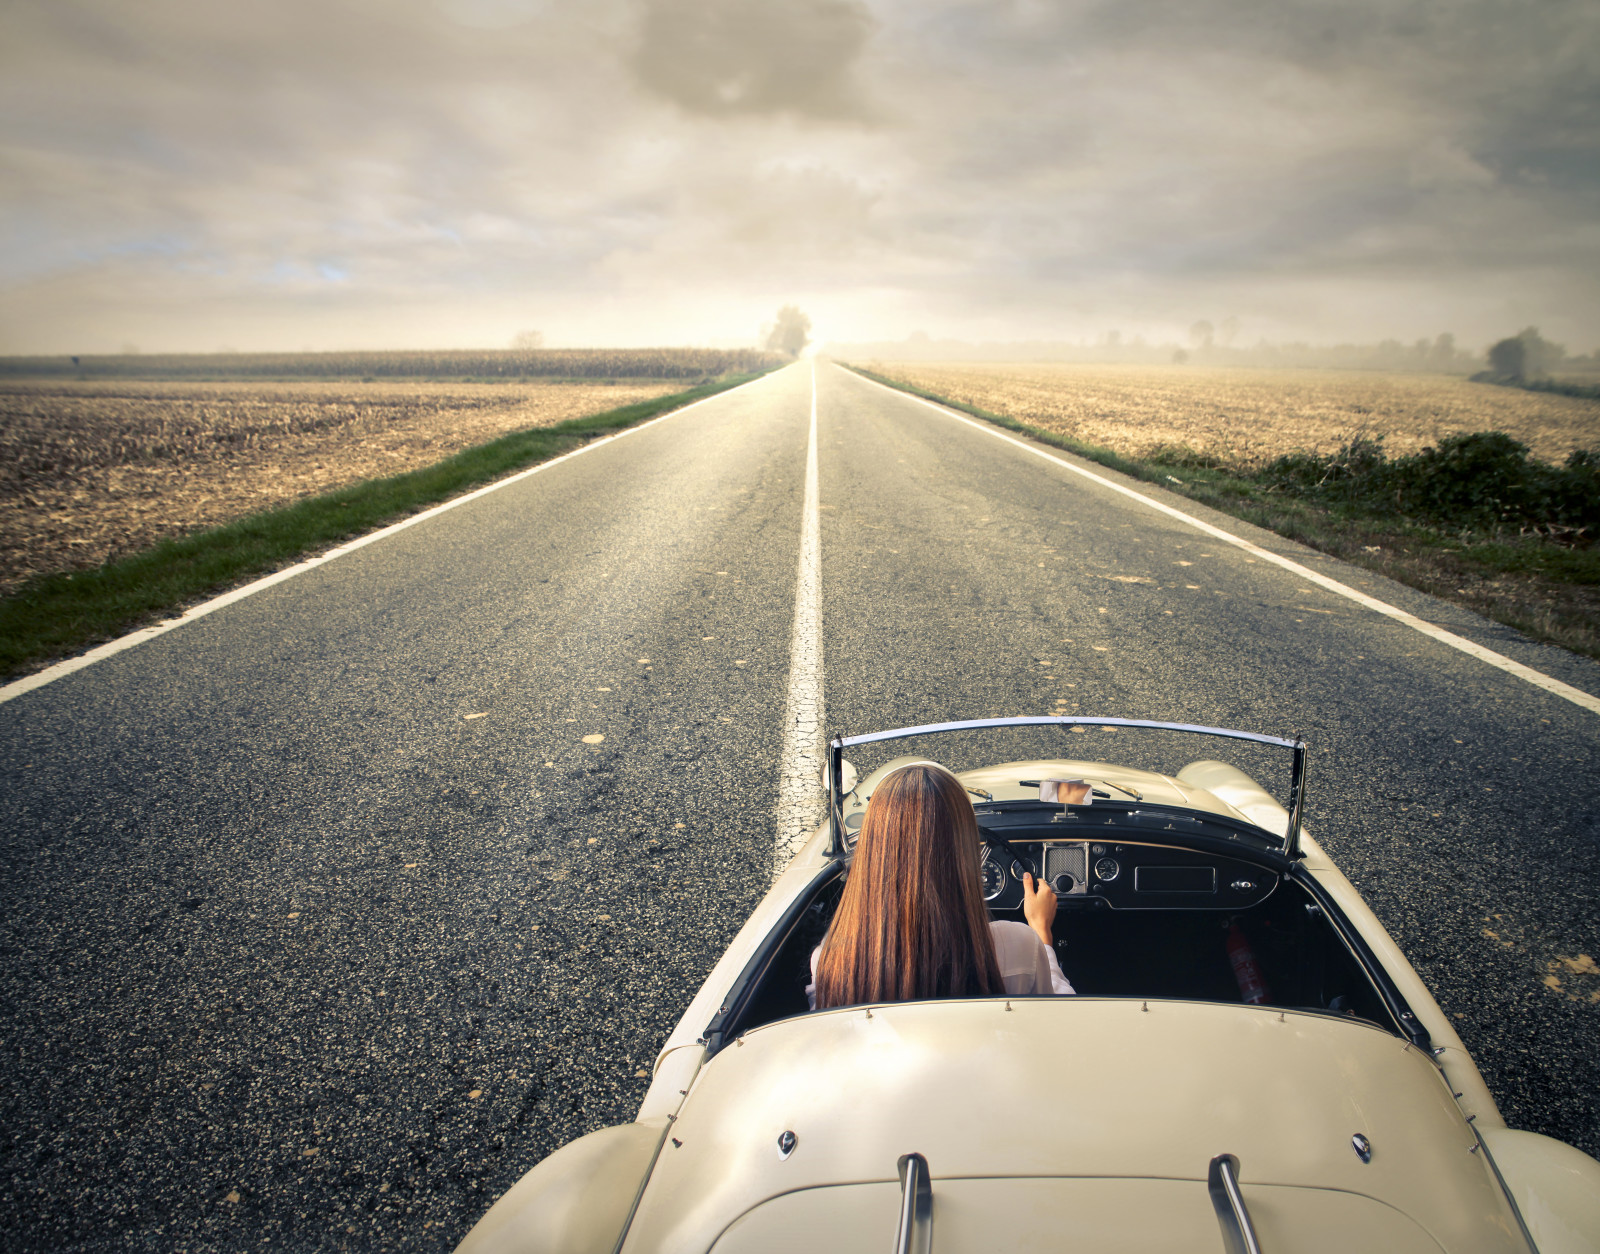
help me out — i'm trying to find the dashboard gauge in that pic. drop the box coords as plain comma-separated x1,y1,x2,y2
980,851,1006,901
1095,856,1121,883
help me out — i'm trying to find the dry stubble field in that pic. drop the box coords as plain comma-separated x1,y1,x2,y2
0,378,681,596
857,361,1600,466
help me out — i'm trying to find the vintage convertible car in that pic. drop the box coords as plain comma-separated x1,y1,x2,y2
457,717,1600,1254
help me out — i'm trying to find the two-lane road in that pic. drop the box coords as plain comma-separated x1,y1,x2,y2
1,361,1595,1251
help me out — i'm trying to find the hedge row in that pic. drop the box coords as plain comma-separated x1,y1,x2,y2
1260,432,1600,536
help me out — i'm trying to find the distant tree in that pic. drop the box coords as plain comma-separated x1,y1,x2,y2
764,305,812,356
1430,332,1457,366
1521,327,1564,377
1487,335,1526,380
511,330,546,350
1488,327,1565,381
1218,316,1240,346
1189,320,1214,350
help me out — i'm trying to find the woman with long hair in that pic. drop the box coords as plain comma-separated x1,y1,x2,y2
809,763,1073,1010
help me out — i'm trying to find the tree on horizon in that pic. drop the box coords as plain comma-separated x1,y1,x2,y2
764,306,811,357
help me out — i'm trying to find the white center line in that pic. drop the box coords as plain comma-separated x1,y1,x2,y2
774,361,826,874
851,366,1600,719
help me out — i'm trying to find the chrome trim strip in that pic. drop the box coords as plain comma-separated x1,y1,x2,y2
1208,1153,1263,1254
1474,1126,1542,1253
894,1152,932,1254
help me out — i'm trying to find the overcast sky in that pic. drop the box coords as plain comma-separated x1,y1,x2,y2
2,0,1596,354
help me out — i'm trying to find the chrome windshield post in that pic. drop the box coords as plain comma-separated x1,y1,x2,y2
827,736,847,858
1284,739,1308,861
1208,1153,1264,1254
893,1152,932,1254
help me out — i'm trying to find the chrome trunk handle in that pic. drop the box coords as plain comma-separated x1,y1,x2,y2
1208,1153,1264,1254
894,1152,932,1254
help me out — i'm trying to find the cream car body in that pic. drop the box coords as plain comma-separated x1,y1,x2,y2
458,719,1600,1254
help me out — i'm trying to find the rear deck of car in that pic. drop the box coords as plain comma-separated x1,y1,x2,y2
622,998,1526,1253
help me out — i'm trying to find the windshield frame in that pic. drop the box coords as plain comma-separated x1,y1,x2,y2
827,717,1308,861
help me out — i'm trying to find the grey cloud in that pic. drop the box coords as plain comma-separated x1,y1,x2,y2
878,0,1600,267
1035,0,1600,195
1,0,1598,352
630,0,878,120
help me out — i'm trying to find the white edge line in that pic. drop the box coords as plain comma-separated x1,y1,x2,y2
847,366,1600,719
1,368,789,707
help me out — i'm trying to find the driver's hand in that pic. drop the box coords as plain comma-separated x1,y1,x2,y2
1022,872,1057,947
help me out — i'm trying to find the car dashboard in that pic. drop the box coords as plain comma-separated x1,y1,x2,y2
979,838,1277,912
960,799,1283,912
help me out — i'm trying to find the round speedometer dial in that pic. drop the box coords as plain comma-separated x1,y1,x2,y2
980,850,1005,901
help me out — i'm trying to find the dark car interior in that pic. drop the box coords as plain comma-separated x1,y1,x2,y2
718,831,1398,1049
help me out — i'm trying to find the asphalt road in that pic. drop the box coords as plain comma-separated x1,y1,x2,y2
1,360,1597,1251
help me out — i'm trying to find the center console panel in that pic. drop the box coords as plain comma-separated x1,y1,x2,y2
981,837,1276,912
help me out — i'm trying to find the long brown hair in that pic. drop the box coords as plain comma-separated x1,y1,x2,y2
814,764,1002,1008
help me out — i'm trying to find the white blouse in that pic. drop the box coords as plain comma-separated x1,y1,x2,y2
807,920,1074,1010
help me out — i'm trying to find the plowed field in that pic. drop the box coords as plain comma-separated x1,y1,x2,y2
853,362,1600,466
0,378,680,595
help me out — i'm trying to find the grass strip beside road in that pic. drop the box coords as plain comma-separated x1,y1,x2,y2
0,371,773,680
844,363,1600,662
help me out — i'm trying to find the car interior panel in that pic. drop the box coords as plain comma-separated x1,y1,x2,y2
730,834,1394,1043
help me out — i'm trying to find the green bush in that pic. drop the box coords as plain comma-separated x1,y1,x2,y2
1262,432,1600,536
1262,437,1388,495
